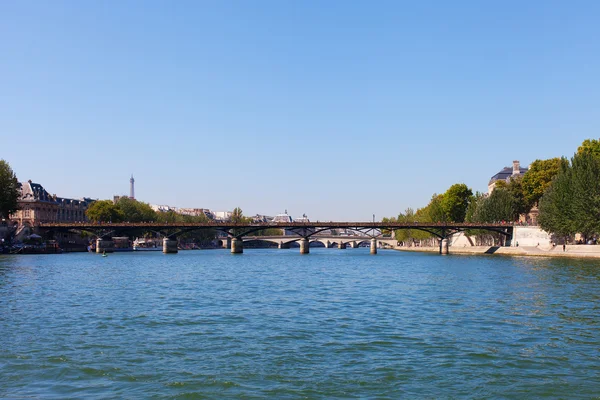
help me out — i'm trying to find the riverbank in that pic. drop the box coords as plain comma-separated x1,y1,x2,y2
396,244,600,258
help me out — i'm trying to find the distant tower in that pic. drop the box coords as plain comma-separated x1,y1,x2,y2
129,175,135,199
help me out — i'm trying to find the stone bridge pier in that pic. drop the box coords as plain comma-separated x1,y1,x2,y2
278,241,290,249
96,238,114,253
440,238,449,255
339,242,347,249
300,238,309,254
163,237,178,254
370,238,377,255
231,238,243,254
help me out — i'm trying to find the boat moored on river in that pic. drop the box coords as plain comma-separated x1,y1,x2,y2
133,238,161,251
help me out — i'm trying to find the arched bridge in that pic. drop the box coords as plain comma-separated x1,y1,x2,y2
241,235,398,249
38,221,513,255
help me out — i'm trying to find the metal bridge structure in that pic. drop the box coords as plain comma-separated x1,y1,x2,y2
240,235,399,250
39,221,514,255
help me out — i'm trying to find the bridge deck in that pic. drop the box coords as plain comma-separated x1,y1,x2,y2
39,222,513,230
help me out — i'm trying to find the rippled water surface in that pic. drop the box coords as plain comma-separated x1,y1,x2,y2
1,249,600,398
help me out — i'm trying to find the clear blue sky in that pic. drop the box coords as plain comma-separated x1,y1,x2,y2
2,1,598,220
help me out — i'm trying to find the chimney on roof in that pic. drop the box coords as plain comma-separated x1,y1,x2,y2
512,160,520,176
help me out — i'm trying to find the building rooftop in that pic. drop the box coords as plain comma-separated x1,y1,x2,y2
488,166,529,186
273,210,293,223
18,181,54,203
18,180,95,205
294,213,310,223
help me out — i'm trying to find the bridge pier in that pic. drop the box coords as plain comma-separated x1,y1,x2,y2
339,242,346,249
278,241,290,249
231,238,243,254
351,241,358,248
223,237,231,249
163,237,178,254
440,238,449,255
96,238,114,253
370,238,377,254
300,238,309,254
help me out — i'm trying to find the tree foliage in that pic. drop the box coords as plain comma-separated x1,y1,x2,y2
154,210,215,243
441,183,473,222
392,207,433,242
425,194,447,223
521,157,567,207
385,183,474,244
577,138,600,158
471,188,516,223
503,176,530,217
86,198,159,223
116,197,157,222
539,149,600,240
85,200,125,223
230,207,252,224
0,160,20,219
537,162,574,238
230,207,253,236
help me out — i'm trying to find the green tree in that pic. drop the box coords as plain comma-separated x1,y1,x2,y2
254,228,284,236
577,138,600,158
504,176,530,217
116,197,157,222
155,210,179,224
381,216,397,236
410,206,437,241
393,208,423,243
465,192,484,223
472,188,516,223
231,207,244,223
86,200,124,223
521,157,567,207
538,162,575,238
424,194,447,222
0,160,20,219
491,177,528,217
570,152,600,239
539,151,600,240
230,207,252,236
441,183,473,222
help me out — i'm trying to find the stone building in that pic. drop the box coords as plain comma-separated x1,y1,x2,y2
178,208,214,219
56,197,95,222
487,160,528,194
10,181,59,228
9,180,94,229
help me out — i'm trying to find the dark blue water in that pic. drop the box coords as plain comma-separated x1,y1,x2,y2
1,249,599,398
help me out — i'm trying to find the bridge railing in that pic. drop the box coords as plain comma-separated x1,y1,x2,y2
38,221,514,228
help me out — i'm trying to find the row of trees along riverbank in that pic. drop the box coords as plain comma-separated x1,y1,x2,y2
86,201,283,241
384,139,600,246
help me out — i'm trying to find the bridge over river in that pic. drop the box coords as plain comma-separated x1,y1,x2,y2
39,221,514,255
240,235,399,250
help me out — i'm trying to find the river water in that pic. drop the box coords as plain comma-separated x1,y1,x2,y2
1,248,599,398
